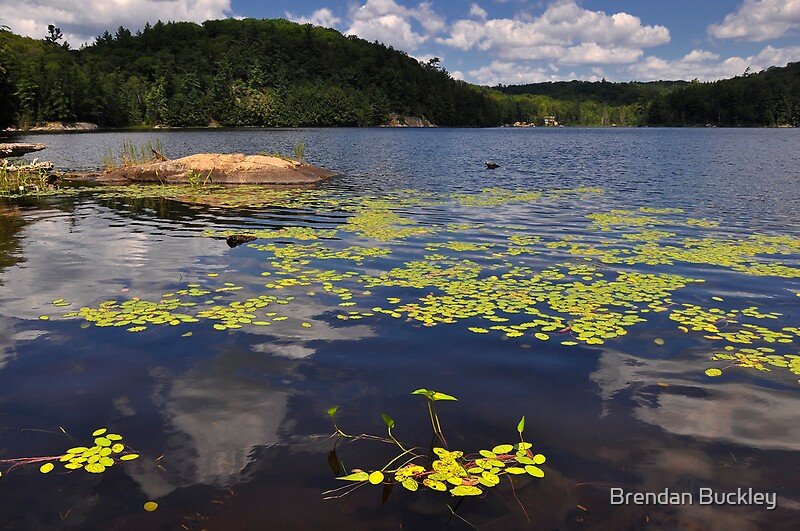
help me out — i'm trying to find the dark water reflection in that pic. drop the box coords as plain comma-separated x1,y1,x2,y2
0,128,799,530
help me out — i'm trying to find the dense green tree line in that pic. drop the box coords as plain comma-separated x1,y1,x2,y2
497,79,686,106
0,19,797,129
642,63,800,126
0,19,498,129
494,68,800,127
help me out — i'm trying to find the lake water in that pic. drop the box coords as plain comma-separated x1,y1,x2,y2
1,128,799,530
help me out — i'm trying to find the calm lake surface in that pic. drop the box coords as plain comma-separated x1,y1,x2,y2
1,128,799,530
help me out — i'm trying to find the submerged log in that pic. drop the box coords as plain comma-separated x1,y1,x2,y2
0,143,47,158
97,153,338,185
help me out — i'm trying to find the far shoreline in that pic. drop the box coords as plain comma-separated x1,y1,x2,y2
4,124,796,137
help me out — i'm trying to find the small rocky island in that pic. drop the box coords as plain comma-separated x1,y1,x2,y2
96,153,338,185
0,143,47,158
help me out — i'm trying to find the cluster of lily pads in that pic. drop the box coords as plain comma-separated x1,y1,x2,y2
55,428,139,474
325,390,546,501
707,346,800,378
0,428,139,478
340,443,545,497
24,185,799,384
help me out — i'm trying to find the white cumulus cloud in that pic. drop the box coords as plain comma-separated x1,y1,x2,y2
285,8,341,29
437,1,669,66
709,0,800,41
628,45,800,81
467,60,595,86
469,3,488,20
344,0,445,51
0,0,233,46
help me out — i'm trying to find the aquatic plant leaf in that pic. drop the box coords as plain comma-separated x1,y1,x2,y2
433,447,463,460
120,454,139,461
492,444,514,454
143,501,158,512
381,414,394,429
450,485,482,496
479,471,500,487
525,465,544,478
505,467,526,475
517,416,525,434
92,428,107,437
705,368,723,377
39,463,54,474
369,471,385,485
401,478,419,491
85,463,105,473
327,406,339,419
532,453,546,465
337,471,369,482
394,464,425,481
67,446,88,454
423,479,447,491
431,392,457,401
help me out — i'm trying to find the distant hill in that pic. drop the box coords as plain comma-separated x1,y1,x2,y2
0,19,499,129
496,80,687,107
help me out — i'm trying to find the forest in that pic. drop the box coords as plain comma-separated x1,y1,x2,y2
0,19,798,129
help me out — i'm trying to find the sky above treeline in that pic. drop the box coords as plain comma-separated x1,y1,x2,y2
2,0,799,85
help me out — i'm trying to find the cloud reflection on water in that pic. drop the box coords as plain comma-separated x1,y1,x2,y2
128,301,375,500
591,347,800,451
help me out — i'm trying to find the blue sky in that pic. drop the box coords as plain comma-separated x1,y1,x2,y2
2,0,799,84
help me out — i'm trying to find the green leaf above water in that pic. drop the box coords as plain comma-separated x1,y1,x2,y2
337,471,369,482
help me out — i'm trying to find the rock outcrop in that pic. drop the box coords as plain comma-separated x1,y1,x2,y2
4,122,98,132
382,113,435,127
97,153,337,184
